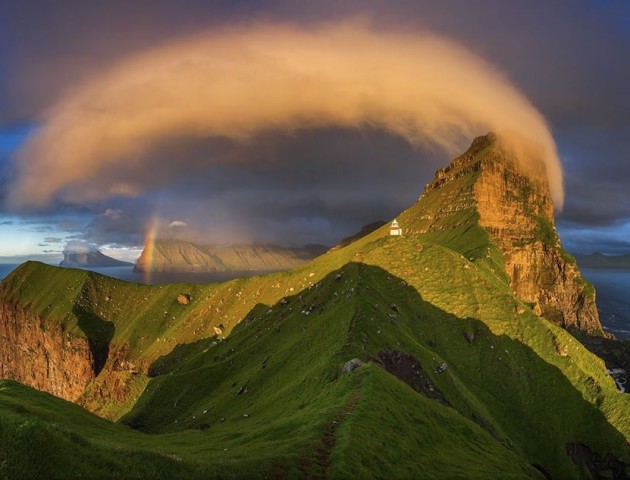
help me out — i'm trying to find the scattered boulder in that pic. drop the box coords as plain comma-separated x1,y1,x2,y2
389,303,399,313
342,358,364,374
213,324,225,336
236,386,248,396
436,362,448,374
177,294,191,305
370,350,450,406
463,332,475,344
566,442,628,479
335,274,343,281
553,337,570,357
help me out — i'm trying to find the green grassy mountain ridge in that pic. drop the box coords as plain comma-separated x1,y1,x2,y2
1,134,628,478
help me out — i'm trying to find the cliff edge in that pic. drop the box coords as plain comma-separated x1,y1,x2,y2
420,133,601,334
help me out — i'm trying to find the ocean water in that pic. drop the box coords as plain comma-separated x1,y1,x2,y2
581,268,630,341
0,264,19,281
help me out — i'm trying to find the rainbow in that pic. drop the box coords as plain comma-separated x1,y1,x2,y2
142,217,158,284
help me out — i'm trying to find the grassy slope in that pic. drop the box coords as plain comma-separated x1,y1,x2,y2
1,148,630,477
0,380,207,479
0,263,540,479
2,249,629,477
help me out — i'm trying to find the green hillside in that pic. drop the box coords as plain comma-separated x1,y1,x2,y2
1,139,629,478
2,243,629,478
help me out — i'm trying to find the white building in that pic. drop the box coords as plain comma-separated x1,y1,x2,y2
390,219,402,236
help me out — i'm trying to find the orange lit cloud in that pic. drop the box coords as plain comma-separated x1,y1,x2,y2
7,21,563,208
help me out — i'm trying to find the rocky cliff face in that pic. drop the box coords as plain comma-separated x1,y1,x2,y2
0,296,96,401
0,266,149,418
134,239,327,273
423,134,602,334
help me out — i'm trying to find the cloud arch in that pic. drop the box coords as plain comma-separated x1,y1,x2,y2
8,21,563,208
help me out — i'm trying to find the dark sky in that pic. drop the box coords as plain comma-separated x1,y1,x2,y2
0,0,628,260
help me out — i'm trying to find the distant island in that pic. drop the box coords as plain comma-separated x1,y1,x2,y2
60,249,133,268
134,239,327,273
573,252,630,269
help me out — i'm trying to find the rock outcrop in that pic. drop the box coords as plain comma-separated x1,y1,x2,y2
134,239,327,273
0,266,146,418
422,133,602,334
0,297,96,401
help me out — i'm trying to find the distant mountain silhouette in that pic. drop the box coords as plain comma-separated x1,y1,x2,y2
573,252,630,269
60,250,133,268
134,239,327,273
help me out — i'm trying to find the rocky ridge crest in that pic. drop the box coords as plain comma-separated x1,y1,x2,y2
422,133,601,334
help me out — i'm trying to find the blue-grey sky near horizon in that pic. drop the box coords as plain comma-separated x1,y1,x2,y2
0,0,629,262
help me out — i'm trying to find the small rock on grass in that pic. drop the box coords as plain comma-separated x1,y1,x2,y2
342,358,364,374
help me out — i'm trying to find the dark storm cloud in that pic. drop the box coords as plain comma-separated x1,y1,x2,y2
556,220,630,256
0,0,628,252
560,182,630,226
557,125,630,228
0,0,227,124
88,128,439,246
79,203,153,248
